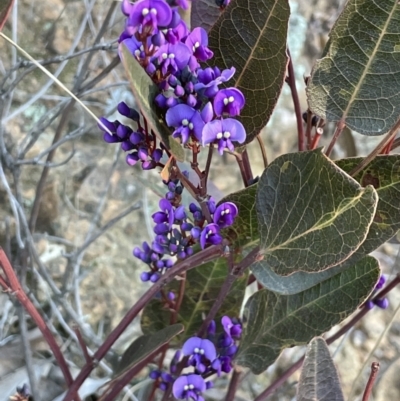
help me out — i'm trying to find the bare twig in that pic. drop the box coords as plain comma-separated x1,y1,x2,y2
362,362,380,401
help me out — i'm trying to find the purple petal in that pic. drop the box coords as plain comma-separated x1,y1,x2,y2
166,104,196,127
222,118,246,142
182,337,202,355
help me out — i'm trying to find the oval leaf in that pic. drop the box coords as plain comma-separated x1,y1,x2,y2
307,0,400,135
297,337,344,401
207,0,290,143
141,257,247,340
191,0,220,31
256,149,378,276
254,155,400,294
116,324,183,376
235,258,379,374
220,183,258,248
119,43,185,161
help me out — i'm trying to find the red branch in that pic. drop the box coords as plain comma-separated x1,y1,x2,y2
0,248,80,401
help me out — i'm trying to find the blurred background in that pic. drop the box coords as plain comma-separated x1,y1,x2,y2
0,0,399,400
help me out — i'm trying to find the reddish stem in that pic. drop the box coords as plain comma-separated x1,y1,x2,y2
362,362,380,401
286,49,305,151
0,248,79,401
62,245,222,401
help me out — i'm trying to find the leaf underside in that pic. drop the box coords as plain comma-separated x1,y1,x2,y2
307,0,400,136
256,149,378,276
119,44,185,161
297,337,345,401
207,0,290,143
235,259,379,374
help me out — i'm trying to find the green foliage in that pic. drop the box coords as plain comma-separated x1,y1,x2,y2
235,259,379,374
191,0,219,31
256,149,377,276
119,44,185,161
115,324,184,376
207,0,290,143
141,258,247,341
307,0,400,135
254,155,400,294
297,337,345,401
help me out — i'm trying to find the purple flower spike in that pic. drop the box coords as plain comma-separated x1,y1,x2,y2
200,224,222,249
221,316,242,337
213,88,245,117
173,374,206,400
128,0,172,34
182,337,217,361
185,27,213,62
166,104,205,143
202,118,246,155
214,202,238,228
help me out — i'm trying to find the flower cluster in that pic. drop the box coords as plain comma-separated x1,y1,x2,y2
134,180,238,281
366,275,389,310
119,0,247,155
150,316,242,400
99,101,164,170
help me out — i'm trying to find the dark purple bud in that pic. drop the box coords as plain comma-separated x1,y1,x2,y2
156,260,164,270
152,31,165,47
376,275,386,290
121,140,135,151
186,247,193,256
103,132,121,143
99,117,118,133
174,85,185,97
174,205,186,220
206,381,214,389
168,291,175,301
166,97,179,108
186,94,197,108
154,223,170,235
153,211,168,224
189,203,200,213
152,148,163,162
168,182,176,192
150,273,160,283
155,94,168,108
207,320,216,335
374,298,389,309
133,247,141,258
191,226,201,239
149,370,161,380
178,251,186,259
140,272,151,282
166,191,175,200
126,153,139,166
117,102,140,121
146,62,157,75
181,222,193,231
130,131,144,145
151,253,159,262
159,382,168,391
168,75,178,86
152,241,165,254
142,160,156,170
169,243,178,253
164,259,174,268
175,185,183,195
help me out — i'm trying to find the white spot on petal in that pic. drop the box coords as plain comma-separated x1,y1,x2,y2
216,132,223,139
228,96,235,103
223,98,229,105
184,385,189,391
195,41,200,48
189,123,193,130
169,53,175,59
182,119,189,126
189,384,195,390
150,7,157,14
142,8,149,16
162,53,168,60
194,347,200,353
224,131,231,138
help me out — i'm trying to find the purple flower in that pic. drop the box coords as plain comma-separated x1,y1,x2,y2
200,223,222,249
202,118,246,155
221,316,242,338
213,202,238,228
152,198,174,228
153,43,191,75
127,0,172,34
182,337,217,372
185,27,213,62
173,374,206,401
376,275,386,290
195,67,235,98
166,104,205,143
121,36,144,58
213,88,245,117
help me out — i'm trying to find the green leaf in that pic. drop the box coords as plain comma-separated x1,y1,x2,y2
297,337,345,401
256,149,378,276
253,155,400,295
141,258,247,340
207,0,289,143
235,259,379,374
119,44,185,162
115,324,184,376
307,0,400,136
0,0,14,32
220,183,259,248
191,0,220,31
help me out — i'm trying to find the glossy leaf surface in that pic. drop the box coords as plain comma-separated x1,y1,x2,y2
254,155,400,294
208,0,289,143
235,259,379,374
256,149,377,276
141,258,247,340
307,0,400,135
297,337,344,401
120,44,185,161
